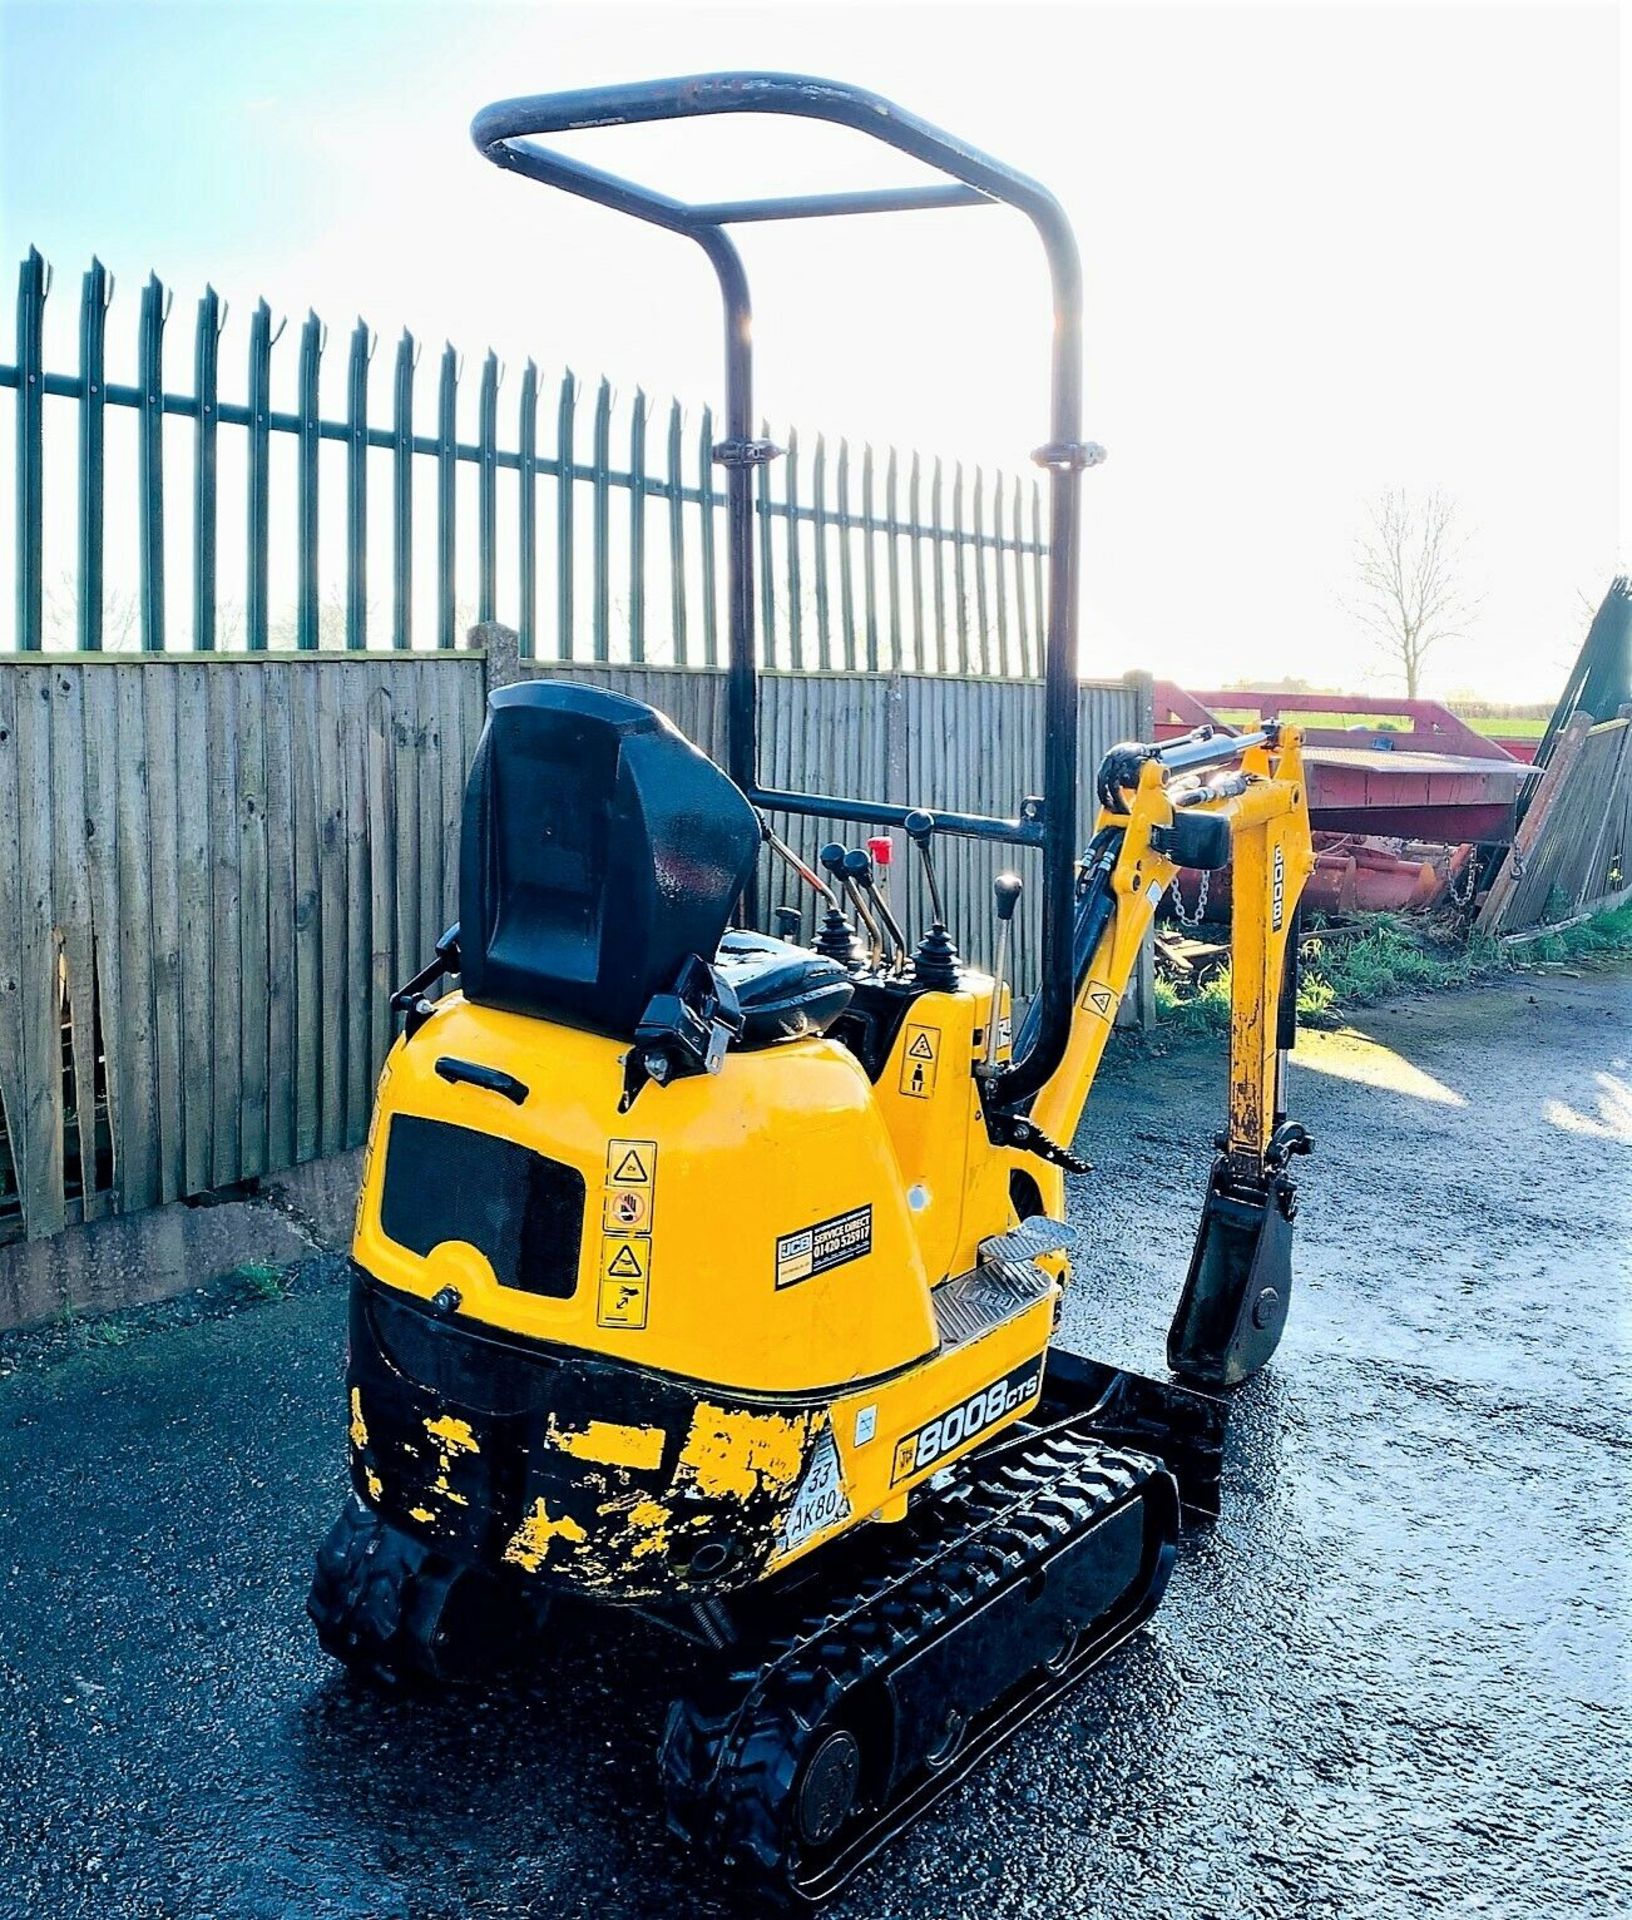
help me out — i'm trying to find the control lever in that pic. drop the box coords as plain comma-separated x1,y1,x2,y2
761,817,840,912
905,810,961,990
821,843,885,965
982,872,1024,1072
905,810,947,926
844,847,910,971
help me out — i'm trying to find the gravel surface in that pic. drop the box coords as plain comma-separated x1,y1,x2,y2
1,967,1626,1920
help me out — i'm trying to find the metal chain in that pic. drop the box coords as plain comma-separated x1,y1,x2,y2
1167,867,1210,930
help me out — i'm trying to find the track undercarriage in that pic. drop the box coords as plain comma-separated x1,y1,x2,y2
311,1363,1212,1903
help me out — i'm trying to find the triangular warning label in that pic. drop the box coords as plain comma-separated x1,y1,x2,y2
612,1148,650,1184
907,1031,936,1060
606,1242,644,1278
1088,988,1114,1017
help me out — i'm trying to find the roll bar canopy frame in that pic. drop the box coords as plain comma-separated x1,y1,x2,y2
472,72,1092,1109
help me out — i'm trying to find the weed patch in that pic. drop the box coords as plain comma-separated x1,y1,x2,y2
1156,903,1632,1034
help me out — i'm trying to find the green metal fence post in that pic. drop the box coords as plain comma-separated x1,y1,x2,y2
885,446,902,672
13,248,47,652
836,438,856,670
295,311,323,650
518,359,538,658
908,450,925,673
345,319,371,650
246,299,277,652
591,376,611,661
666,397,687,665
137,271,170,653
812,433,831,670
784,426,803,670
972,466,988,674
992,470,1009,676
930,456,946,674
1031,480,1045,676
756,415,775,667
861,442,879,672
477,349,499,625
629,387,647,663
555,369,576,659
77,258,111,654
697,403,718,667
950,460,969,675
192,285,225,651
391,330,415,650
435,343,458,649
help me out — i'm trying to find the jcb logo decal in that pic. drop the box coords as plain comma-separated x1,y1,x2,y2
890,1360,1043,1484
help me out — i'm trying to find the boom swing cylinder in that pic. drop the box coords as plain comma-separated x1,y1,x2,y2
305,71,1321,1906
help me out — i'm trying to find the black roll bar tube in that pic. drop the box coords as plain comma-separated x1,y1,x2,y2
471,71,1096,1110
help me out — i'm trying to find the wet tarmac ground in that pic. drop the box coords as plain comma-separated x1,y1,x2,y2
1,968,1627,1920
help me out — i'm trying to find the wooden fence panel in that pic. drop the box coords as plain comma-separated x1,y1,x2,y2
0,651,1141,1253
1481,713,1632,932
0,654,484,1247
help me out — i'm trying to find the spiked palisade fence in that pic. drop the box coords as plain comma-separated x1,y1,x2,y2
2,248,1048,669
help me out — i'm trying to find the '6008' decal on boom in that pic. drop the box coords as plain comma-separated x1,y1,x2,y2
890,1359,1044,1485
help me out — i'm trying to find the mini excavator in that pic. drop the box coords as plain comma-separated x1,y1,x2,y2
309,75,1318,1902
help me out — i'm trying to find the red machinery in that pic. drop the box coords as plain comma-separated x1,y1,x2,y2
1153,686,1531,919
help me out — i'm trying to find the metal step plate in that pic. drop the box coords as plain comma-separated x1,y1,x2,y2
977,1216,1079,1270
932,1259,1053,1349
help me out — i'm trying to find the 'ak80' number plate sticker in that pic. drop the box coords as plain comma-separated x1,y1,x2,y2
890,1360,1044,1485
779,1427,851,1553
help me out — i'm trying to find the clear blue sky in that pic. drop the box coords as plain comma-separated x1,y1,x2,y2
1,0,1623,697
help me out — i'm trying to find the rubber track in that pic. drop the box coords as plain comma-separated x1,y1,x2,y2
660,1422,1177,1903
307,1492,516,1688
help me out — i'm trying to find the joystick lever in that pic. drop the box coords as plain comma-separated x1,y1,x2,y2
843,847,909,971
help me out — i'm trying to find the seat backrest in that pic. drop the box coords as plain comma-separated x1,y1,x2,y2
458,681,760,1036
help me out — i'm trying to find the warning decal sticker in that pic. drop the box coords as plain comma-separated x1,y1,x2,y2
898,1024,940,1098
779,1427,851,1554
775,1204,873,1290
606,1140,656,1187
599,1139,657,1328
1083,982,1118,1021
603,1188,651,1233
598,1236,650,1328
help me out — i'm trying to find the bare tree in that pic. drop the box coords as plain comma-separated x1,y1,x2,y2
1351,490,1478,699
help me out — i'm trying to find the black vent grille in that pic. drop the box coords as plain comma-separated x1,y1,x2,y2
380,1114,585,1300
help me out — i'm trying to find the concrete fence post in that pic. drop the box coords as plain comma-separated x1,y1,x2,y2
466,620,523,694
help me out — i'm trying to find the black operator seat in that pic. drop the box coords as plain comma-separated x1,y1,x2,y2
457,680,852,1052
459,680,761,1037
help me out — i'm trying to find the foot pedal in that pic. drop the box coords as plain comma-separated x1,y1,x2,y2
979,1216,1079,1268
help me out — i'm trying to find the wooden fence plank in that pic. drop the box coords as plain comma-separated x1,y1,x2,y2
207,667,242,1185
416,660,445,983
48,671,102,1223
343,673,371,1145
237,666,270,1178
79,667,124,1215
112,670,158,1211
0,670,25,1246
176,663,214,1196
291,665,322,1162
367,683,397,1081
316,664,348,1155
262,665,294,1171
143,667,183,1203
